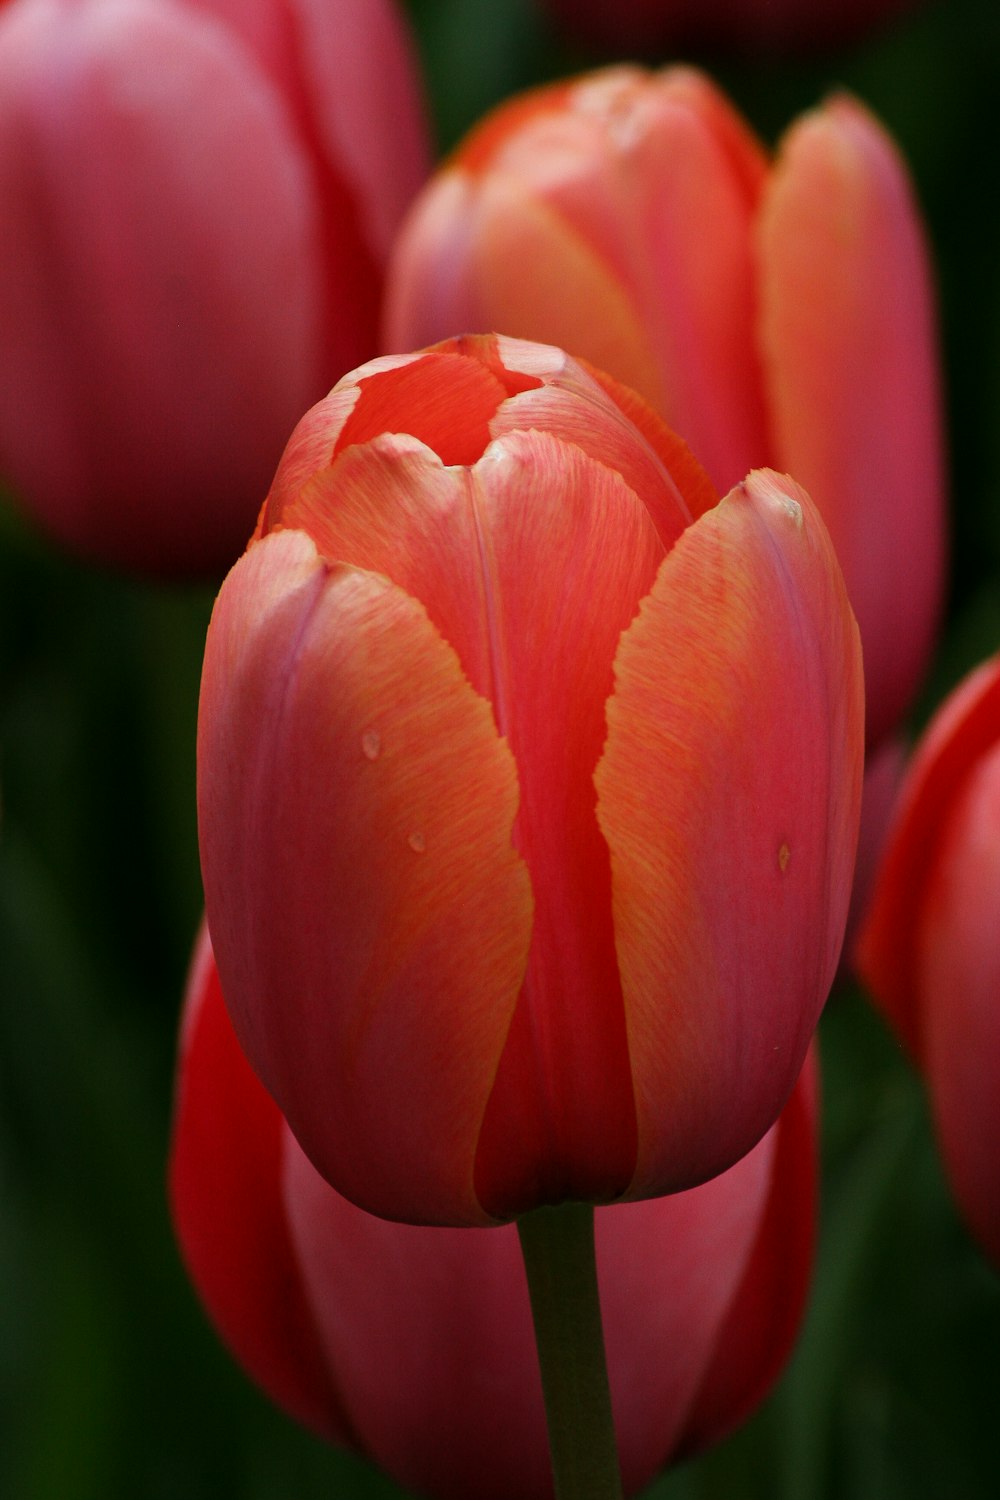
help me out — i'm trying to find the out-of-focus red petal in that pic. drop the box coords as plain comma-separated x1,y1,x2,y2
597,1124,776,1492
168,927,346,1441
198,529,532,1226
676,1048,818,1456
919,743,1000,1263
0,0,324,572
388,164,669,411
283,1137,552,1500
596,471,862,1198
759,95,945,747
454,79,576,176
857,655,1000,1055
578,68,768,494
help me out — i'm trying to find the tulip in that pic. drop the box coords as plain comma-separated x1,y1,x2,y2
385,67,944,753
0,0,428,573
857,654,1000,1265
541,0,925,54
170,922,819,1500
197,333,863,1230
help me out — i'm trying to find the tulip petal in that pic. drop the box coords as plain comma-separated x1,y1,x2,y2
919,743,1000,1264
169,928,346,1442
598,1122,777,1492
332,351,523,466
676,1047,817,1457
596,471,862,1197
466,431,669,1214
0,0,324,571
386,164,669,414
490,377,707,551
857,656,1000,1054
285,1055,814,1500
759,95,945,745
284,1138,552,1500
596,68,770,493
198,529,532,1226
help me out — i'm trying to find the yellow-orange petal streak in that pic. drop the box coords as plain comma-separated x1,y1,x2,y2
198,529,532,1226
595,471,863,1200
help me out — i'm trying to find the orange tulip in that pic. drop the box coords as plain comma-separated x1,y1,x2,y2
386,68,944,751
858,655,1000,1264
197,334,863,1227
171,923,819,1500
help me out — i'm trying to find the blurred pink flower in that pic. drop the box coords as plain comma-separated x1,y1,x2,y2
0,0,429,572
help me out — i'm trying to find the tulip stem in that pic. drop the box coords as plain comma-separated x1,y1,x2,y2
517,1202,623,1500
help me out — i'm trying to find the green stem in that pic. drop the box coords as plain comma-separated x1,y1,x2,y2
517,1202,624,1500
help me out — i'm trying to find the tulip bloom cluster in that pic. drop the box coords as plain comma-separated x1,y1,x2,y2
197,334,863,1229
0,0,428,572
387,67,944,752
859,656,1000,1265
171,925,819,1500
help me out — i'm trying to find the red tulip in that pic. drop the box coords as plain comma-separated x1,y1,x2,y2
541,0,925,55
857,655,1000,1264
197,334,862,1227
170,923,819,1500
0,0,428,573
386,68,944,752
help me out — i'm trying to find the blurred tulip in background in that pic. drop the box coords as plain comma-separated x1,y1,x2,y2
542,0,926,55
858,654,1000,1265
197,333,863,1228
171,924,818,1500
386,67,945,753
0,0,428,573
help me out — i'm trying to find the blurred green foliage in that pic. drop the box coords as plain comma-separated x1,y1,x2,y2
2,0,999,1494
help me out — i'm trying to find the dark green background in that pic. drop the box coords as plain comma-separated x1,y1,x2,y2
2,0,999,1494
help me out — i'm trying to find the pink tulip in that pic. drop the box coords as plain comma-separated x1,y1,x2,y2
170,922,819,1500
542,0,925,54
0,0,428,573
386,67,944,751
857,655,1000,1265
197,333,863,1227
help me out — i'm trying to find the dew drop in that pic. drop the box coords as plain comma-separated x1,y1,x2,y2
781,497,803,528
361,730,381,761
407,831,426,854
778,842,791,873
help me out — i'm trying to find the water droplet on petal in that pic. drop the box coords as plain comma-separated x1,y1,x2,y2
407,830,426,854
361,730,381,761
778,842,791,873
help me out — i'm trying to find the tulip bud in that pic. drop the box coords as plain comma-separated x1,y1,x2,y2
170,922,819,1500
386,67,944,752
197,334,863,1227
858,655,1000,1265
0,0,429,573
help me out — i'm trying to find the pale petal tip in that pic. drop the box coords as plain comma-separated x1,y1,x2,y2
736,469,809,530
